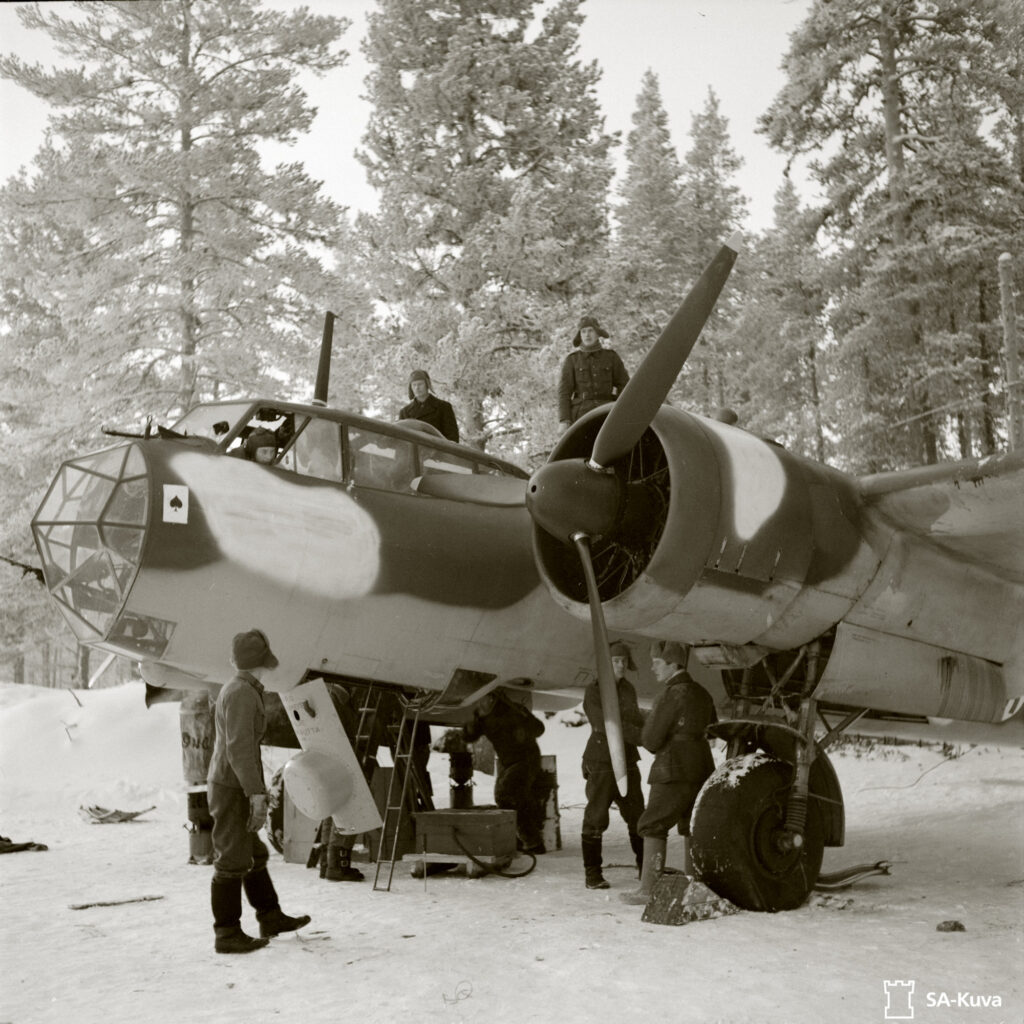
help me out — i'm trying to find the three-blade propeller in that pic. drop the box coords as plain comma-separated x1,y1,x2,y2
528,234,742,792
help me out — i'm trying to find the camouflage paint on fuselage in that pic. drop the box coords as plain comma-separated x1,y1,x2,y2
139,443,538,608
61,437,595,693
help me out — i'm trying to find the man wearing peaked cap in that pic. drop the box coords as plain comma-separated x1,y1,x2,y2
580,641,646,890
557,315,629,431
621,640,717,907
398,368,460,442
206,629,309,953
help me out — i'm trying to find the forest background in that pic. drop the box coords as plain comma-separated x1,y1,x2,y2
1,0,1022,687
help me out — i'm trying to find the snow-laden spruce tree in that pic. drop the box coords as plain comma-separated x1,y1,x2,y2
0,0,356,676
760,0,1024,470
354,0,616,459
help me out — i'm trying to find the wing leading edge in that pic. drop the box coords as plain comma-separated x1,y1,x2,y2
858,450,1024,585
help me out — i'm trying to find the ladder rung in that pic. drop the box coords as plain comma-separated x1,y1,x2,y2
373,704,428,892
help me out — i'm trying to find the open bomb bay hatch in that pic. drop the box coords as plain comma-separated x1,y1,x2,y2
30,443,172,659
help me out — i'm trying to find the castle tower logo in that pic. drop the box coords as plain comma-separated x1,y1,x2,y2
884,980,915,1020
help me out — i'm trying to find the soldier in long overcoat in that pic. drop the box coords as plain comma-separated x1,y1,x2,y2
620,640,717,906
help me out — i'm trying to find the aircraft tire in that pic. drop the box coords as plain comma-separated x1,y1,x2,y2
690,753,824,912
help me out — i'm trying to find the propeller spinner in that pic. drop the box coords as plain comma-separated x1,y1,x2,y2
527,234,742,790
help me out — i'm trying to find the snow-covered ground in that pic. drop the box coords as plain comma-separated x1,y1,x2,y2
1,681,1021,1024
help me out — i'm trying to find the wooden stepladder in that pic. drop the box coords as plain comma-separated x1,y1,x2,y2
372,704,428,892
351,685,385,768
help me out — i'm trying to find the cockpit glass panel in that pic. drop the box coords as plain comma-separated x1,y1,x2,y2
348,427,416,492
105,477,148,526
171,402,253,443
37,523,75,578
289,417,343,482
50,596,104,641
81,446,130,481
35,460,111,526
101,525,145,569
56,550,123,632
106,611,174,658
225,407,295,464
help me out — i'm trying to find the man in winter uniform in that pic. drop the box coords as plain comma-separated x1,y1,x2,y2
208,629,310,953
620,640,717,906
581,641,646,889
463,689,550,855
399,368,460,442
557,315,629,430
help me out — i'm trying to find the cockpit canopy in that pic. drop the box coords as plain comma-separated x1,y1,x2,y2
171,400,526,493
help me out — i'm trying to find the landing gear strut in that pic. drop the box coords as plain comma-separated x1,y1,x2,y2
691,657,842,912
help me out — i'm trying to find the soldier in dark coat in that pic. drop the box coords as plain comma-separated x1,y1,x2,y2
620,640,717,906
557,315,629,429
580,641,646,889
463,690,550,854
207,629,310,953
399,368,460,442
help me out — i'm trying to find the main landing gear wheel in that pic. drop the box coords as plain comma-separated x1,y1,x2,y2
690,753,824,912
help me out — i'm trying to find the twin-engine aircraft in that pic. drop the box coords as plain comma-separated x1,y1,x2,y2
30,236,1024,912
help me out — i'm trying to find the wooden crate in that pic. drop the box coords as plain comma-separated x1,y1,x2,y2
412,808,516,858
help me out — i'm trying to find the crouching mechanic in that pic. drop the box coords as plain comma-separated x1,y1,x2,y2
621,640,717,906
207,629,311,953
464,689,550,855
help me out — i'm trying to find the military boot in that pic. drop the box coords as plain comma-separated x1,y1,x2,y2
581,835,610,890
324,845,365,882
619,836,666,906
243,867,311,937
215,926,270,954
211,877,268,954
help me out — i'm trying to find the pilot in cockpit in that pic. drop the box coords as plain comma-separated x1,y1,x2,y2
243,428,280,465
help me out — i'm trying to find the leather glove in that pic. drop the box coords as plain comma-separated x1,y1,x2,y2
247,793,269,832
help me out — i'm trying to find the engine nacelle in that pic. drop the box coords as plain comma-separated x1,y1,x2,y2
535,407,881,650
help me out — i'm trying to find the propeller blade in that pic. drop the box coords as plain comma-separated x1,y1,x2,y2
573,533,628,793
590,233,742,469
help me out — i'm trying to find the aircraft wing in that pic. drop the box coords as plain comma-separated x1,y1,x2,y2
858,449,1024,585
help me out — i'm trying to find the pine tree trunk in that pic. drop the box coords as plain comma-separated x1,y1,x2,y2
977,280,999,455
880,17,936,465
807,340,826,463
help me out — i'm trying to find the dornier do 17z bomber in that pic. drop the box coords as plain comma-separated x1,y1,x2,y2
31,236,1024,912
